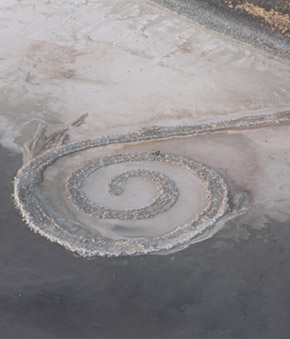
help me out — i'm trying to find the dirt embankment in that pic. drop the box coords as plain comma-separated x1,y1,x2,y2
150,0,290,61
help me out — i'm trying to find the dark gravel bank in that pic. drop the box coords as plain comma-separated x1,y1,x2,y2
151,0,290,61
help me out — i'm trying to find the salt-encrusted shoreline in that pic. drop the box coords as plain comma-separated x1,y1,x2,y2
13,111,290,257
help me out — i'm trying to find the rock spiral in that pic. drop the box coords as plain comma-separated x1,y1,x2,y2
13,111,290,257
66,154,180,220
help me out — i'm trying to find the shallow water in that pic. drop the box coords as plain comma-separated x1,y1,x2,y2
2,145,290,338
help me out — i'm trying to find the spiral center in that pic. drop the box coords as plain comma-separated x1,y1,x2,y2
66,154,180,220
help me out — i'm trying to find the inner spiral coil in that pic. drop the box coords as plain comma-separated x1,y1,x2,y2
66,153,179,220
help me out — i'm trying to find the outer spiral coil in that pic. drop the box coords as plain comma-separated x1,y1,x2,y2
14,111,290,257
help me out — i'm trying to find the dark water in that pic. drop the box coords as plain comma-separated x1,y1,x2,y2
1,145,290,338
